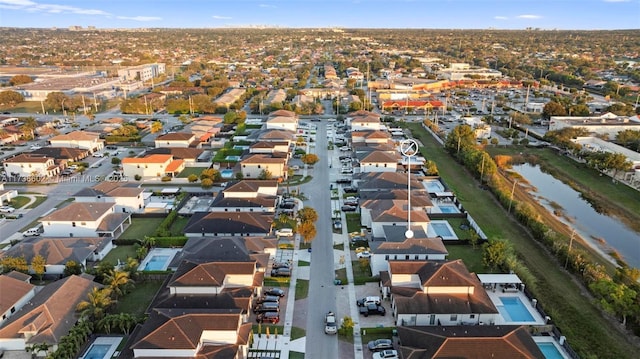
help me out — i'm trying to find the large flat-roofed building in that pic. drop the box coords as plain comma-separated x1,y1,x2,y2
437,63,502,81
573,136,640,185
117,63,166,82
549,112,640,138
11,75,120,102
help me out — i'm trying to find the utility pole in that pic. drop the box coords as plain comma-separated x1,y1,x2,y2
564,229,576,269
508,180,517,213
93,92,98,112
40,100,45,115
82,96,87,115
144,95,149,115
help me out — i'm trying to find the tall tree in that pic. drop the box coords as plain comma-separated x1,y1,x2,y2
76,287,112,321
0,90,24,107
298,207,318,223
104,269,133,301
31,254,46,282
297,221,317,244
542,101,567,120
44,92,69,112
9,74,33,85
301,153,319,166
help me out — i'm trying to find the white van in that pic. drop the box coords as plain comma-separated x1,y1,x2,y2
23,227,42,237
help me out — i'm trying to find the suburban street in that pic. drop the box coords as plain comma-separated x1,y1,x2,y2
300,121,339,358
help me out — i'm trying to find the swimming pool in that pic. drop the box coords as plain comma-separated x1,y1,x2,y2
498,296,535,322
438,204,460,213
82,344,111,359
537,342,566,359
423,179,445,193
432,222,454,237
225,155,241,161
221,169,234,178
233,145,250,150
144,255,170,271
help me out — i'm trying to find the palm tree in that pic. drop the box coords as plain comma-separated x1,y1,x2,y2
116,313,138,335
76,287,112,321
104,269,133,301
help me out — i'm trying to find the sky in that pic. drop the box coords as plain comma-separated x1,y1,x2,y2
0,0,638,30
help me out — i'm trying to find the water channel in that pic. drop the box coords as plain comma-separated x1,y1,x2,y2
511,164,640,269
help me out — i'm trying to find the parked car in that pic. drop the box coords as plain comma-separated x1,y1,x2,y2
264,288,285,297
341,205,357,212
60,169,73,176
324,311,337,335
340,146,351,152
341,168,353,174
253,302,279,314
0,206,15,213
359,303,386,317
272,262,290,269
356,251,371,259
336,178,352,184
368,339,394,352
271,267,291,277
344,200,359,207
256,312,280,324
22,227,42,237
275,228,294,237
92,152,104,157
373,349,398,359
257,295,280,304
357,296,381,307
279,202,296,209
333,220,342,230
354,247,370,254
343,187,358,193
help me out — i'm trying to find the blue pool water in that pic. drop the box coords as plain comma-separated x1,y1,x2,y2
537,342,565,359
221,169,234,178
424,180,445,192
83,344,111,359
432,222,453,237
233,145,250,150
144,255,170,271
225,155,241,161
498,297,535,322
438,205,459,214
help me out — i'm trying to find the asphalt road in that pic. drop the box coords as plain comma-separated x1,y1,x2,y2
300,121,339,358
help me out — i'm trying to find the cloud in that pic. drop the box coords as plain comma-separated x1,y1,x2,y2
117,16,162,22
0,0,109,15
517,14,541,19
259,4,276,8
494,16,508,20
212,15,232,19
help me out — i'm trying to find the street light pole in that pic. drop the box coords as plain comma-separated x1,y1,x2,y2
508,180,517,213
564,229,576,269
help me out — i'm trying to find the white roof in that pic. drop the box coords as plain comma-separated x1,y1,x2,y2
476,273,522,284
161,188,180,194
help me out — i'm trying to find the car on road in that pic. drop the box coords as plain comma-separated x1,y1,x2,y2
92,152,104,157
368,339,393,352
357,296,381,307
372,349,398,359
0,206,16,213
359,303,386,317
271,267,291,277
356,251,371,259
22,227,42,237
264,288,285,297
324,311,337,334
256,312,280,324
341,205,357,212
29,145,42,150
275,228,294,237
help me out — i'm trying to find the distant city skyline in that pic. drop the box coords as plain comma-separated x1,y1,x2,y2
0,0,638,30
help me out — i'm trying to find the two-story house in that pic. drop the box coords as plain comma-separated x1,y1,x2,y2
350,130,392,145
266,116,298,132
183,212,273,237
39,202,131,238
357,151,399,173
381,260,499,327
349,110,382,131
121,154,185,179
249,141,290,155
210,180,278,213
154,132,197,148
0,272,35,327
370,236,448,275
370,205,430,238
74,182,147,213
239,154,287,179
48,131,104,153
360,190,433,229
3,154,60,178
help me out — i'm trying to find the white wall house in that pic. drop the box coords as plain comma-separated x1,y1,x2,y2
370,238,448,275
0,274,36,326
266,116,298,132
370,208,430,238
40,202,131,238
74,183,147,213
154,132,196,148
122,154,185,179
240,154,287,179
3,154,59,178
359,151,399,173
48,131,104,152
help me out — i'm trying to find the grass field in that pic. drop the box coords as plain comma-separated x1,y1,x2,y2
120,218,164,240
4,101,46,113
115,280,164,317
404,122,637,358
169,216,189,235
102,245,138,265
295,279,309,300
177,167,203,178
8,196,30,209
26,196,47,209
344,213,361,233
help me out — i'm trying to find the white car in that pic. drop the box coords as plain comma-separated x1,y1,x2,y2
357,251,371,259
373,350,398,359
275,228,294,237
92,152,104,158
30,145,42,150
324,311,337,334
0,206,16,213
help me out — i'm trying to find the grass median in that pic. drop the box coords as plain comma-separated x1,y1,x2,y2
403,122,637,358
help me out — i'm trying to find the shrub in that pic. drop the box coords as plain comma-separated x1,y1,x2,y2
201,178,213,188
161,176,172,182
187,174,198,183
154,236,188,247
111,157,121,165
134,174,142,181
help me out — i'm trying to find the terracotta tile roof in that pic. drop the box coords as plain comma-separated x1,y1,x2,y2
375,237,448,256
360,190,432,208
147,147,204,160
49,131,100,142
183,212,273,235
352,130,391,139
122,154,173,164
0,275,34,315
31,147,88,160
169,261,257,287
2,237,108,265
241,154,286,164
3,154,52,163
356,172,423,190
397,325,545,359
359,151,400,163
351,115,381,123
155,132,195,141
5,270,32,282
348,110,380,118
165,159,184,172
267,116,297,123
372,205,430,223
0,274,101,345
268,109,296,117
211,194,277,209
75,182,142,198
41,202,114,222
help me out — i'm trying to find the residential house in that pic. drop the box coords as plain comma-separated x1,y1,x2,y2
360,191,433,229
396,325,545,359
214,88,247,108
154,132,197,148
549,112,640,138
370,236,448,275
0,182,18,204
210,180,278,213
350,130,392,145
349,110,382,131
146,148,207,165
357,151,399,173
0,272,36,326
129,309,251,359
121,154,185,179
2,154,60,178
30,147,89,162
48,131,104,153
39,202,131,238
1,236,112,275
74,182,147,213
249,141,290,155
355,172,424,192
0,274,101,351
239,154,287,179
183,212,273,237
381,260,499,326
266,116,298,132
248,129,296,145
370,205,430,238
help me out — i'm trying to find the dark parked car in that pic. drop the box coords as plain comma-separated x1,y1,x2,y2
256,312,280,324
257,295,280,304
336,178,352,184
359,304,386,317
264,288,285,297
279,202,296,209
271,267,291,277
368,339,393,351
343,187,358,193
341,205,357,212
272,262,290,269
253,302,279,313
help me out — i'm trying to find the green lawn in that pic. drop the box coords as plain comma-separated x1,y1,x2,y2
404,122,635,358
289,352,305,359
4,101,45,113
177,167,203,178
263,277,290,287
360,326,395,346
298,260,310,267
345,213,361,233
290,326,306,340
26,196,47,209
114,280,164,317
295,279,309,300
169,216,189,235
444,245,486,274
103,245,138,265
120,218,165,240
352,260,376,285
8,196,30,209
334,268,348,285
